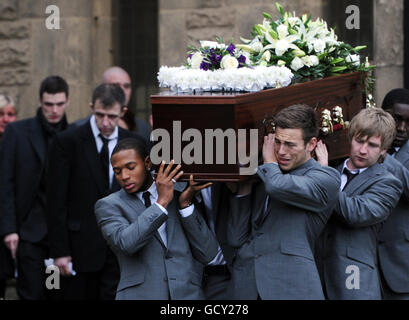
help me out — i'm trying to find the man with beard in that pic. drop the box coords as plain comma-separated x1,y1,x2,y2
94,138,218,299
0,76,69,299
378,88,409,299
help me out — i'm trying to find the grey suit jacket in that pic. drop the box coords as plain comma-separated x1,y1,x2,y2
94,188,219,300
319,162,402,300
227,158,340,300
378,144,409,293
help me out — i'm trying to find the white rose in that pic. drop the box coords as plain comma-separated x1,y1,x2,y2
190,52,203,69
221,55,239,69
277,24,289,39
312,39,326,53
275,39,290,56
301,55,319,67
309,55,319,66
290,57,304,71
346,54,360,66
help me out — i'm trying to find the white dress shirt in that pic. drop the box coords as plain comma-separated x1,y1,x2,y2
340,158,368,190
136,180,194,247
90,115,118,188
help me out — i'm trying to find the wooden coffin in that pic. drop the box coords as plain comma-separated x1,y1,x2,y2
151,72,365,181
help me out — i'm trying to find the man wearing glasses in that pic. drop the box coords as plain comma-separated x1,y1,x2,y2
46,84,144,300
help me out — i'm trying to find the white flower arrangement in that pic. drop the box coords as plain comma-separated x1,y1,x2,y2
158,65,293,93
157,2,375,98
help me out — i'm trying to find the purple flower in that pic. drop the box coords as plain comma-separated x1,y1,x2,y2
215,54,222,62
237,55,247,64
226,43,236,55
188,53,193,59
200,61,211,71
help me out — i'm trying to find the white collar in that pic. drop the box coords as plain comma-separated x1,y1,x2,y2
342,158,368,175
90,114,118,140
136,179,157,202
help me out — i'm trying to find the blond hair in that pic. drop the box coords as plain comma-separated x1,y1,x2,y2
348,108,396,150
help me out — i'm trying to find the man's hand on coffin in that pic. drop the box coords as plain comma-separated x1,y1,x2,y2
263,133,278,164
156,160,183,208
315,140,329,166
179,175,212,209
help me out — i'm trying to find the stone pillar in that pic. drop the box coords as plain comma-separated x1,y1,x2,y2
374,0,404,105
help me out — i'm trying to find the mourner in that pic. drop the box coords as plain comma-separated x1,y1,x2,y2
226,104,341,299
46,84,140,300
316,107,403,300
377,88,409,299
94,138,218,300
0,76,70,299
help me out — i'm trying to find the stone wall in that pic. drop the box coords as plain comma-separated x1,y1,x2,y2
158,0,324,67
0,0,115,122
374,0,404,105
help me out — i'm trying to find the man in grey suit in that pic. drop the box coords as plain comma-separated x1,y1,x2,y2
94,138,218,300
316,107,403,300
378,88,409,299
226,104,341,300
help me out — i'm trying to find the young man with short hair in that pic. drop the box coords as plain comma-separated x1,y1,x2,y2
94,138,218,299
226,104,341,300
46,84,143,300
316,107,403,300
0,76,70,299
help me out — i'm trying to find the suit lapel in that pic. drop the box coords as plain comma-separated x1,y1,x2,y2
165,197,178,252
28,118,46,165
80,122,106,195
395,140,409,165
342,163,380,195
120,189,167,249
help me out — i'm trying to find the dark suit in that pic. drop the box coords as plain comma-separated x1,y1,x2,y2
0,116,66,299
227,159,340,299
198,183,236,300
319,162,402,300
46,121,139,299
378,146,409,299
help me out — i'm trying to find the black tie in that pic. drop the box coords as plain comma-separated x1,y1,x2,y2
99,134,110,190
142,191,151,208
342,168,359,190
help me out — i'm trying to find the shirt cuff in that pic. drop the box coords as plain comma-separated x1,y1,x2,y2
179,204,195,218
154,202,168,215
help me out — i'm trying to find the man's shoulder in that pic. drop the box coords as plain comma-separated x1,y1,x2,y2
7,116,36,131
304,160,341,181
369,163,402,190
96,189,125,208
55,121,89,140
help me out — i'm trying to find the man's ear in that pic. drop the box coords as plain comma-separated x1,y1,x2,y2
89,102,94,112
306,137,318,153
144,156,152,171
120,107,128,118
